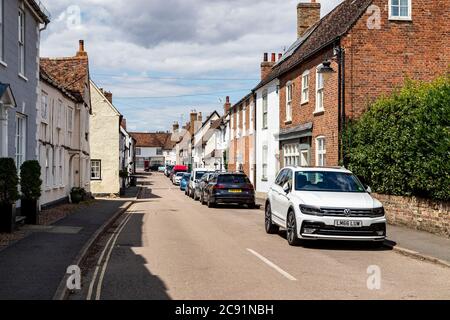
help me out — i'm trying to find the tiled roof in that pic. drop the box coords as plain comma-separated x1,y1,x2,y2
40,56,89,103
40,66,77,101
130,132,175,149
254,0,373,90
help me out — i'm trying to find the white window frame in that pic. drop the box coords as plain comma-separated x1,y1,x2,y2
45,147,50,187
249,101,254,134
18,6,25,76
262,145,268,181
67,106,73,145
389,0,412,20
41,92,48,123
91,159,101,180
315,136,326,167
15,114,26,170
136,147,141,156
0,0,4,63
236,108,240,138
286,82,293,122
59,147,63,185
283,143,300,167
301,70,310,104
315,68,324,113
242,105,247,136
262,90,268,129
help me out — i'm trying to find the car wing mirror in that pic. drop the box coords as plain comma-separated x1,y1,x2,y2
365,186,372,193
283,182,291,194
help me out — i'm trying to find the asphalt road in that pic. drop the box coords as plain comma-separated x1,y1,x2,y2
74,172,450,300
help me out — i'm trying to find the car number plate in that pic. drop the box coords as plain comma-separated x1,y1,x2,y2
335,220,362,228
229,189,242,193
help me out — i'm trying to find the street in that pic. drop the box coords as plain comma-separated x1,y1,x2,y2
73,173,450,300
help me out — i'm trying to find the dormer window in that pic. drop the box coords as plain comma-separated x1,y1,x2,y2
389,0,412,20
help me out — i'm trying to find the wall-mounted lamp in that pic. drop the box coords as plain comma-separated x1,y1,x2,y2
317,60,335,81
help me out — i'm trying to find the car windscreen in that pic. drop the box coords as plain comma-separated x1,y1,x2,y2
295,171,366,193
183,174,191,179
217,175,250,184
195,172,207,180
176,172,184,176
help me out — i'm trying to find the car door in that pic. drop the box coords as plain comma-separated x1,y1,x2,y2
278,169,293,223
270,169,287,220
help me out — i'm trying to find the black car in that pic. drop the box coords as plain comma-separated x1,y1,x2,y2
195,172,216,201
202,172,255,208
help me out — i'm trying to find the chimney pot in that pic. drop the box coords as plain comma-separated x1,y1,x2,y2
224,96,231,114
278,53,283,60
263,53,268,62
271,53,276,62
77,39,88,57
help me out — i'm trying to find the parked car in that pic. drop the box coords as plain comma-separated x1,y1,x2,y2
172,172,185,185
158,166,166,173
170,165,188,180
202,172,255,208
165,165,174,177
265,166,387,246
195,172,216,201
187,168,214,199
180,173,191,191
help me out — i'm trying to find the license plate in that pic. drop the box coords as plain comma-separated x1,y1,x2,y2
335,220,362,228
228,189,242,193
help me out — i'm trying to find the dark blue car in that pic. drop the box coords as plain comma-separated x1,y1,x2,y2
180,173,191,191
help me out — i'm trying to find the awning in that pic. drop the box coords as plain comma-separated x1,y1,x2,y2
276,122,313,141
0,83,17,108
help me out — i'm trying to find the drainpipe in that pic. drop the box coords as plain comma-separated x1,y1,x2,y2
336,45,346,166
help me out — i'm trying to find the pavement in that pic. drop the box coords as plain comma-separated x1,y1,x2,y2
69,173,450,300
0,196,134,300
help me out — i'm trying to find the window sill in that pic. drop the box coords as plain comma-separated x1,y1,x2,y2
284,120,292,125
301,100,309,105
261,178,268,182
388,17,412,22
91,178,102,181
0,60,7,68
262,127,268,131
313,110,324,116
18,74,28,82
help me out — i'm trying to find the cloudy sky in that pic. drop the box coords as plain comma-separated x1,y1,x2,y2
40,0,343,132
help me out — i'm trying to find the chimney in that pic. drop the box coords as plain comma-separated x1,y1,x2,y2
297,1,321,39
76,40,88,57
173,121,179,133
278,53,283,61
104,91,113,103
189,110,197,136
224,96,231,114
121,118,127,130
198,112,203,123
261,52,276,80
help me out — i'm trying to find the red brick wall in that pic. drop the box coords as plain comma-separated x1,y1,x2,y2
342,0,450,118
279,47,340,167
373,194,450,238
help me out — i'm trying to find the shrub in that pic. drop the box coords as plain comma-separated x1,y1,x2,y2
20,160,42,201
344,76,450,201
0,158,20,205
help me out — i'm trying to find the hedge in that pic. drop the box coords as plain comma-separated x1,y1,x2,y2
344,76,450,201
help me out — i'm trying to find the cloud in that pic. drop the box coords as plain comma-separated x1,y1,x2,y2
40,0,343,131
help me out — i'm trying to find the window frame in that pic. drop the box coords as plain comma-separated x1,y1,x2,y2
90,159,102,180
0,0,4,63
262,89,268,129
67,106,74,144
389,0,412,21
301,70,310,104
18,6,25,76
315,136,326,167
315,68,324,113
285,82,293,122
262,145,268,181
15,114,26,170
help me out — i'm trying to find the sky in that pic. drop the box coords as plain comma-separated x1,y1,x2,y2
40,0,343,132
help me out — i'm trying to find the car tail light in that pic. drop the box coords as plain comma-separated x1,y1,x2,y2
213,184,226,190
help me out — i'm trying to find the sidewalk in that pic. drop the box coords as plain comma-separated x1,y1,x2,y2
0,199,130,300
255,197,450,266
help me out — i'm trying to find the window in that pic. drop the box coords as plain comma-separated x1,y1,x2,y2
262,90,268,129
236,108,240,137
389,0,411,20
286,82,293,122
67,107,73,144
59,148,63,185
91,160,101,180
315,137,326,167
301,70,309,103
249,101,254,133
295,171,366,193
242,106,247,136
18,7,25,76
156,148,162,155
41,92,48,121
0,0,4,62
262,145,268,180
136,147,141,155
45,148,50,186
283,143,300,167
315,69,324,112
15,114,26,170
56,100,63,128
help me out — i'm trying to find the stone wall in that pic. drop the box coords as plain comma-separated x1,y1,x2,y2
373,193,450,238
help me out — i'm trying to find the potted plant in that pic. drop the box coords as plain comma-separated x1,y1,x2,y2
20,160,42,225
0,158,20,233
70,187,86,204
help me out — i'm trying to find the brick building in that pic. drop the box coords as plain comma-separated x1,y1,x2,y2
255,0,450,168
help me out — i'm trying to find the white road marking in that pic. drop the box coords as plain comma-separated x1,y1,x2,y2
247,248,297,281
86,210,133,300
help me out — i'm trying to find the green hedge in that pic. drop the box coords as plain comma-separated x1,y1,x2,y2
344,76,450,201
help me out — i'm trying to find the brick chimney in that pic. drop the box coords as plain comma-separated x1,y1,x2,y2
297,1,321,39
261,52,276,80
104,91,113,103
198,112,203,123
189,110,198,136
173,121,179,133
76,40,88,57
121,118,127,130
224,96,231,115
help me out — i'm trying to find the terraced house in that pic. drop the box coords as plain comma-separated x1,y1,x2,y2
0,0,49,174
256,0,450,170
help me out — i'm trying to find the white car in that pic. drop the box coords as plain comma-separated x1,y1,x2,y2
172,172,184,185
187,168,215,199
265,167,386,246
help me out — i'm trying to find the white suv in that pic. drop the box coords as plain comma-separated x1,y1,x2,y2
187,168,215,199
265,167,386,246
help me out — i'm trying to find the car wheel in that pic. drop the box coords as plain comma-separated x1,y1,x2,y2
200,193,205,205
207,196,215,208
265,203,279,234
248,202,256,209
193,191,199,201
286,210,301,246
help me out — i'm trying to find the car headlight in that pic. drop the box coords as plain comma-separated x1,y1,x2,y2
299,204,323,216
372,207,385,217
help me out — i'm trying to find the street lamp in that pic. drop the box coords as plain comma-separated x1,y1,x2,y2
317,60,335,81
